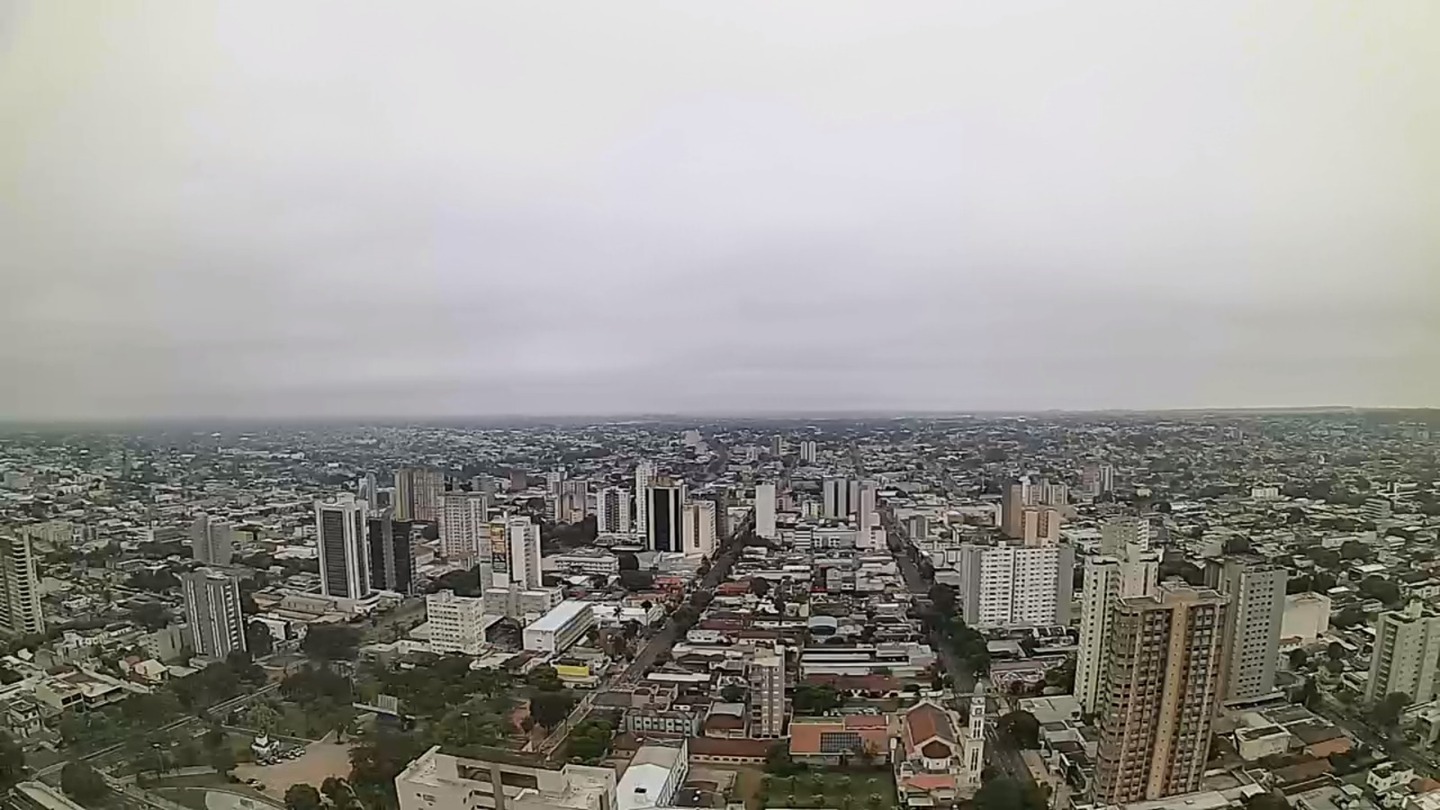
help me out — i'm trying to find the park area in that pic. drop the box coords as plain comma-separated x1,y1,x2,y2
758,770,898,810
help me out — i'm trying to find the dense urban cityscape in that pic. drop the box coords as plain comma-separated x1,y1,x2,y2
0,412,1434,810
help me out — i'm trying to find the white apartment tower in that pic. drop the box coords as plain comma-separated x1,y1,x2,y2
754,483,777,540
182,569,247,659
1101,516,1151,557
425,590,488,656
1366,601,1440,704
822,477,852,520
0,534,44,635
1075,547,1160,715
596,486,631,535
857,481,879,532
507,517,543,590
1210,557,1287,703
955,543,1075,628
440,492,489,564
189,514,234,566
750,645,786,737
315,495,370,600
634,461,655,537
798,440,818,465
682,500,718,558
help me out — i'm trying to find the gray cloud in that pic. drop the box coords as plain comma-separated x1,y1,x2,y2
1,1,1437,420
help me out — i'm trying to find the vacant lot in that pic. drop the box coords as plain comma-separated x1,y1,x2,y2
233,735,353,799
760,771,897,810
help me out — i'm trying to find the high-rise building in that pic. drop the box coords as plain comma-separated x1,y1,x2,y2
1208,557,1286,703
682,500,717,558
1366,601,1440,705
596,486,631,535
1095,584,1230,805
368,513,416,595
634,461,655,537
189,513,234,566
646,479,686,553
0,534,44,635
1075,546,1160,715
754,483,777,540
798,440,818,465
770,436,786,457
1018,506,1061,547
558,480,588,524
750,644,786,737
486,520,510,590
507,517,543,590
857,481,878,532
546,469,566,496
1001,479,1031,539
425,590,488,656
359,473,379,513
822,477,851,520
440,492,489,564
182,569,247,659
1100,516,1150,557
315,495,370,600
955,543,1075,628
394,467,444,523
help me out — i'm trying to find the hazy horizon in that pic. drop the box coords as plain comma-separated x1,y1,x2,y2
3,2,1437,420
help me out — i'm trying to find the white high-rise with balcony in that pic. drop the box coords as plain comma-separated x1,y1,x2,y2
440,492,489,564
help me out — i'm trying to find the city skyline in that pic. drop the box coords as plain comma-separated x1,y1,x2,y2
2,2,1437,420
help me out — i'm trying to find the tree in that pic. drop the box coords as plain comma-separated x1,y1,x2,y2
1327,641,1346,661
247,621,275,657
130,601,171,630
530,690,577,729
1299,677,1320,710
998,711,1040,749
1332,606,1366,629
1359,577,1400,606
617,553,640,571
1288,649,1309,670
302,624,360,661
1340,540,1371,561
1224,536,1253,555
284,783,325,810
210,745,237,776
792,684,844,715
565,718,615,762
1372,692,1411,730
61,762,110,805
0,731,24,790
322,776,360,810
751,578,772,597
527,666,563,692
722,685,746,702
973,775,1046,810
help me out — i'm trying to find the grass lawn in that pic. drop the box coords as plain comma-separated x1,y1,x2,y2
761,770,897,810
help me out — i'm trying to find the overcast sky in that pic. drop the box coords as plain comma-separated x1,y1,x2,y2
1,2,1437,420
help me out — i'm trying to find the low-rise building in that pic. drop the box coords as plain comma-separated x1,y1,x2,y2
395,747,616,810
524,601,595,655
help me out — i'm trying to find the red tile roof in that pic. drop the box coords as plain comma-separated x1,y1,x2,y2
904,701,956,754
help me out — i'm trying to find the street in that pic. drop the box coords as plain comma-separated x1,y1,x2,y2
884,510,1038,791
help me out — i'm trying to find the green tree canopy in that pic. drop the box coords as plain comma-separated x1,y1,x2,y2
61,762,110,805
999,711,1041,749
284,783,324,810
